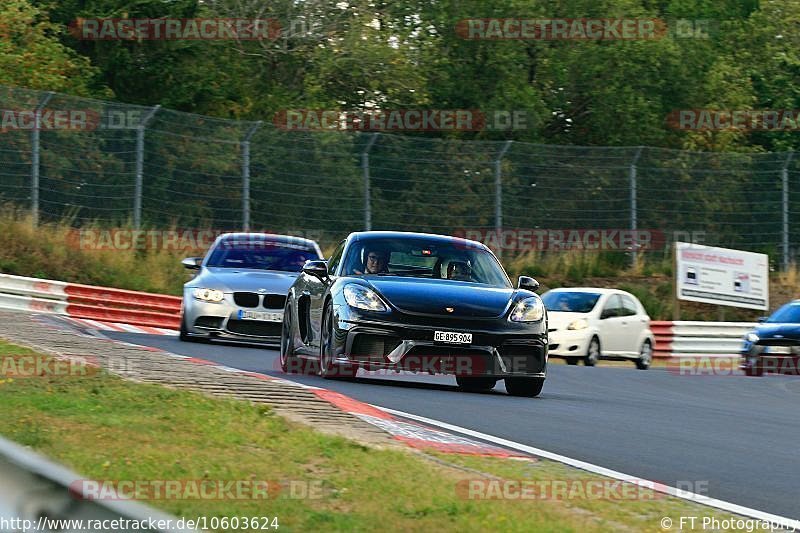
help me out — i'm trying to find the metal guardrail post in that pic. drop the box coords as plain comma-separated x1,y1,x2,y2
31,91,54,226
782,151,794,270
361,133,379,231
494,140,513,260
629,147,644,266
242,121,262,232
133,105,160,230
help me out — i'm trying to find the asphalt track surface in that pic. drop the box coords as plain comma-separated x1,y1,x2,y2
105,331,800,520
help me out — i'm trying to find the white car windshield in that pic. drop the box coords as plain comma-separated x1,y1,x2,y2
542,292,601,313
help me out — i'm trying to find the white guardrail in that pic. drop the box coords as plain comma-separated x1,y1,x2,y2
0,435,197,532
0,273,181,329
652,321,754,358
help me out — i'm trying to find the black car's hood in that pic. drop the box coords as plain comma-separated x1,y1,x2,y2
364,276,517,318
754,323,800,341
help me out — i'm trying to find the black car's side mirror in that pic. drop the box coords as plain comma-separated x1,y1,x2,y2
181,257,202,270
518,276,539,292
303,260,329,279
757,316,768,323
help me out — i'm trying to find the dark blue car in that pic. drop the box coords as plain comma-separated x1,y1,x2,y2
280,231,548,397
741,300,800,376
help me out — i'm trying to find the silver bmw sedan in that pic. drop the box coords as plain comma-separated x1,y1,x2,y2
180,233,323,345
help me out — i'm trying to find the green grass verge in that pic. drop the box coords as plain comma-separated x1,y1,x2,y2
0,340,760,532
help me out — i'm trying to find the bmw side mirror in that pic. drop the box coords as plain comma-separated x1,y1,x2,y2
303,260,329,279
182,257,202,270
757,316,768,323
518,276,539,292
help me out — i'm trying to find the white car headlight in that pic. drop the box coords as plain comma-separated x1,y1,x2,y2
343,284,388,312
193,288,224,303
745,332,759,343
568,319,588,330
509,297,545,322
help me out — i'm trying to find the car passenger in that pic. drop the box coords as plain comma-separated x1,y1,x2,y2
447,261,472,281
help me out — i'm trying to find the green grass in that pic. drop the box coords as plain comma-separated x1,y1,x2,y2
0,340,761,531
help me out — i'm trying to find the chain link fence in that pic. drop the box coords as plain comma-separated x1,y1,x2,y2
1,85,797,266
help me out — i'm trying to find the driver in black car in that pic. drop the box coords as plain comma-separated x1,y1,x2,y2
354,248,389,275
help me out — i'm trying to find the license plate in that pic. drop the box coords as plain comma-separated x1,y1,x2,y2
434,331,472,344
238,310,282,322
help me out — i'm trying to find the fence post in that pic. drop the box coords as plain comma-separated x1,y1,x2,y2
361,133,379,230
30,91,54,225
782,151,794,270
494,140,513,260
242,121,262,232
629,147,643,266
133,105,160,230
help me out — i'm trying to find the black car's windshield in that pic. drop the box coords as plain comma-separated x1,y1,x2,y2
766,303,800,323
542,291,601,313
206,241,319,272
343,237,511,287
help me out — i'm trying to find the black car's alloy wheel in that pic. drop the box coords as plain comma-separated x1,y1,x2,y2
320,303,357,379
281,303,304,373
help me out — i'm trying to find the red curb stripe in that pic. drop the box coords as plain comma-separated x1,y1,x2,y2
313,389,393,419
393,436,528,457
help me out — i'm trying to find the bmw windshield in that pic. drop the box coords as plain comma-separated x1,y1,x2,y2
206,240,319,272
343,237,511,287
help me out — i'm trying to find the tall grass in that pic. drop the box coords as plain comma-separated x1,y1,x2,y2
0,207,189,295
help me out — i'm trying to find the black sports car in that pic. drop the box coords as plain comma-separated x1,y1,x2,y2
741,300,800,376
280,231,548,397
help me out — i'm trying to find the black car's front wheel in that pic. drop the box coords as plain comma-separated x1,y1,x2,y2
505,377,545,398
456,376,497,392
320,303,357,379
281,303,305,374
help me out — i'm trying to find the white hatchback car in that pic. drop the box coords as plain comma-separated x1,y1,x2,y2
542,288,655,369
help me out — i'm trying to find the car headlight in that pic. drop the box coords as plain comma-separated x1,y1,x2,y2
192,288,224,303
745,332,759,343
343,284,388,312
509,297,545,322
567,319,588,330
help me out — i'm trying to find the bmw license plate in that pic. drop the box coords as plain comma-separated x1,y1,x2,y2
238,310,282,322
434,331,472,344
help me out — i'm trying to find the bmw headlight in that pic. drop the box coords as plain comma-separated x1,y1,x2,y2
192,288,224,303
343,284,388,312
745,332,759,343
568,319,588,330
509,297,545,322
